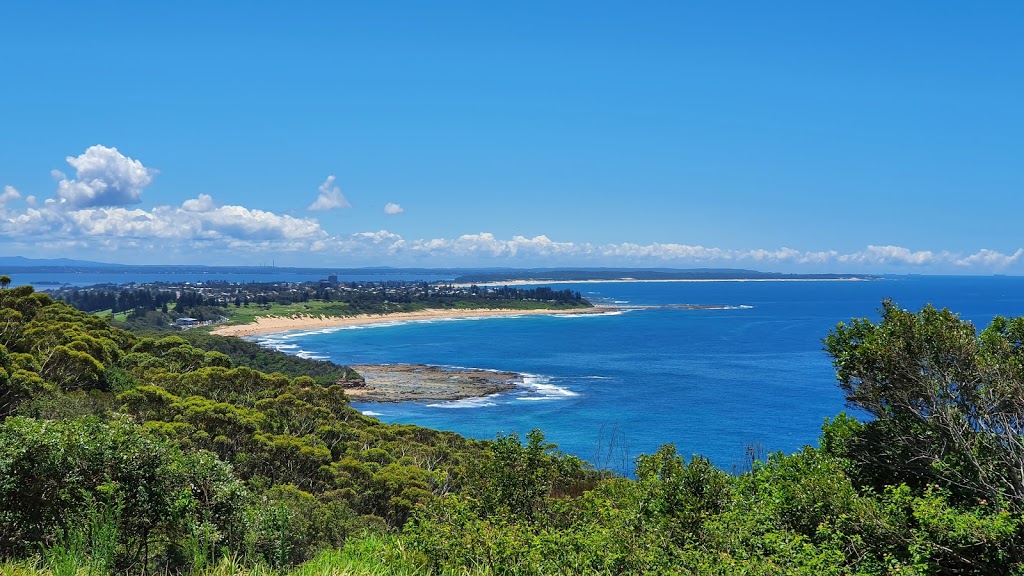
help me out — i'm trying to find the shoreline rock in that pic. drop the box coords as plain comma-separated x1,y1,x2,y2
345,364,520,402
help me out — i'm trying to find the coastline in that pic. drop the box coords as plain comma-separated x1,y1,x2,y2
210,306,611,338
454,277,872,287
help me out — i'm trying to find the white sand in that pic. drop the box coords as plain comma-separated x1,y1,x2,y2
210,306,609,337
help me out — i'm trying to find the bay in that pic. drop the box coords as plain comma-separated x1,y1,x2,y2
250,276,1024,472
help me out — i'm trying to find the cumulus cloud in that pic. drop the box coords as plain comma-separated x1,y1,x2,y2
181,194,217,212
3,146,1023,271
384,202,404,215
0,193,326,252
1,186,21,205
385,236,1023,271
2,191,1023,271
0,146,329,259
307,175,351,211
955,248,1024,268
55,145,156,208
837,245,938,266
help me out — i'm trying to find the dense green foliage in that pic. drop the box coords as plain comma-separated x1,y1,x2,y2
176,331,360,387
396,302,1024,574
2,289,1023,574
0,286,525,572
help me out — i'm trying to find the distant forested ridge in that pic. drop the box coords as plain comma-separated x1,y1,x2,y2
1,284,1021,574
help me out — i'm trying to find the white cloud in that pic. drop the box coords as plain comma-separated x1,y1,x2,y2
955,248,1024,268
307,175,351,211
181,194,217,212
3,146,1023,271
2,192,1023,271
1,186,21,205
836,245,938,266
384,202,404,215
196,204,324,241
0,194,326,251
55,145,156,208
404,233,578,258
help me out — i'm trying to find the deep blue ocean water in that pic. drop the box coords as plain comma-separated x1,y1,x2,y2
20,270,1022,471
181,275,1015,472
251,276,1024,472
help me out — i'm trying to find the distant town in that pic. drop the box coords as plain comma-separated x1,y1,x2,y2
47,275,591,331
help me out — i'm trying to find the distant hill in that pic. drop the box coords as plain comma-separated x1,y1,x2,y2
0,256,127,268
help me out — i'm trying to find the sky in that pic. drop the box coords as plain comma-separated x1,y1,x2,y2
1,1,1022,273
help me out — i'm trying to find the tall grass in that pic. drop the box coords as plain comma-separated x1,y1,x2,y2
193,532,486,575
41,498,119,576
290,534,428,576
3,533,486,575
1,557,52,576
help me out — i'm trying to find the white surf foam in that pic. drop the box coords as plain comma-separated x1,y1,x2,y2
552,309,629,319
517,374,579,401
426,394,501,409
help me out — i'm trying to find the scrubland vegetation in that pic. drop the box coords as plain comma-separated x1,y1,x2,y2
2,283,1023,574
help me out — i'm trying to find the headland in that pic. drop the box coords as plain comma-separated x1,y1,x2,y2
210,306,612,338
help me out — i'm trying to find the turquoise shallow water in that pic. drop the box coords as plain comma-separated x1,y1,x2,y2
252,276,1024,473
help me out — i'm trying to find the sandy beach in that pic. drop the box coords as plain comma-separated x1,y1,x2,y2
210,306,609,338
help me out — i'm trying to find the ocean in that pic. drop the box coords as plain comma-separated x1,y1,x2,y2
247,276,1024,474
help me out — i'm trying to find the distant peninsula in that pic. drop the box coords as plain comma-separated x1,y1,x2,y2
452,268,875,284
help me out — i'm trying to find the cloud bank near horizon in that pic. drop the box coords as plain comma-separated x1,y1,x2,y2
1,146,1022,272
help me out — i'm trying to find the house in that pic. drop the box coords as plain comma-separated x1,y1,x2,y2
175,317,200,327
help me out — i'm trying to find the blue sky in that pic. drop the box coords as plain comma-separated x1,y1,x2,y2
1,2,1021,272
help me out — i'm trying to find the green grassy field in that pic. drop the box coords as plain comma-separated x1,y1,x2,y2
92,309,130,322
220,300,361,325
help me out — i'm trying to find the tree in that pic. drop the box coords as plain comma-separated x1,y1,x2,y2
0,416,246,568
470,429,586,522
41,345,104,390
0,276,10,289
825,300,1024,513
